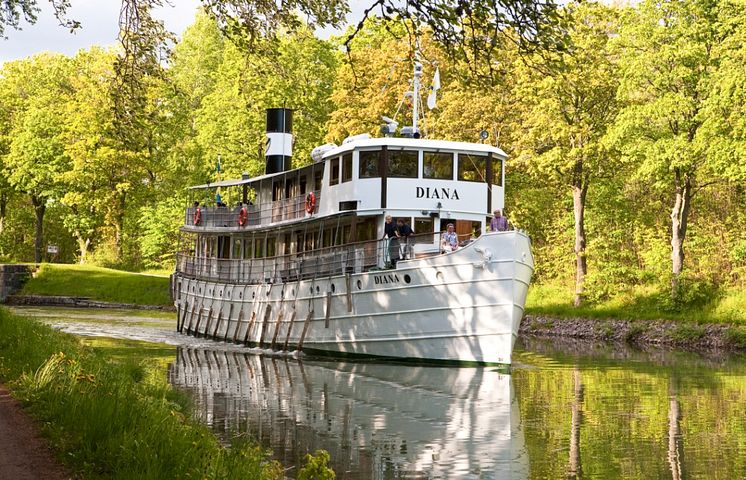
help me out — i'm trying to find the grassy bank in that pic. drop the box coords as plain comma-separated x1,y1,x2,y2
526,282,746,325
0,307,332,479
20,264,171,306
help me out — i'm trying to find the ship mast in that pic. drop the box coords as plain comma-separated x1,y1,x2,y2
412,60,423,137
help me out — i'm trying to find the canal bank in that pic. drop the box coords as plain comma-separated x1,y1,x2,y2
521,314,746,352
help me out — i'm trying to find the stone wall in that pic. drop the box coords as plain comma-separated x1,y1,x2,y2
0,264,34,303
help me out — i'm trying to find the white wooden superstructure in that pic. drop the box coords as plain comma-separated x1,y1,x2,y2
173,131,533,365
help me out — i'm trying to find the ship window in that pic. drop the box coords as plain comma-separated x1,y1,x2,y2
423,151,453,180
342,153,353,183
458,152,488,183
272,181,284,200
233,239,242,259
243,239,252,259
266,237,276,257
388,149,418,178
283,233,291,255
492,157,503,186
314,170,323,191
330,157,340,186
254,237,264,258
300,175,307,195
356,217,377,242
359,150,381,178
414,217,434,243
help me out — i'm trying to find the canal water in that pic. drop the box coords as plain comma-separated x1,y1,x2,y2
15,306,746,479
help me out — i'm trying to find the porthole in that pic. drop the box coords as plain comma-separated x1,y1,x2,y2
310,287,314,295
436,271,444,282
239,292,243,299
291,288,295,296
356,280,362,290
199,288,202,294
316,286,320,294
252,291,256,299
404,274,411,284
331,284,336,293
219,290,223,297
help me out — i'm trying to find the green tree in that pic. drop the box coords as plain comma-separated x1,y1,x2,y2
1,54,72,262
511,2,621,305
611,0,735,297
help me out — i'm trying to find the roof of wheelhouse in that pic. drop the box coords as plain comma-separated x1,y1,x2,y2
188,136,508,190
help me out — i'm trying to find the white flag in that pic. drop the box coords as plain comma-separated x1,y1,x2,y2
427,67,441,110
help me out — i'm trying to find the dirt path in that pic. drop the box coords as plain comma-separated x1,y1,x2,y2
0,385,73,480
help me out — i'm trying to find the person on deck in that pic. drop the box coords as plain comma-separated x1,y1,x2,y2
490,209,509,232
383,215,400,267
397,218,414,259
441,223,458,253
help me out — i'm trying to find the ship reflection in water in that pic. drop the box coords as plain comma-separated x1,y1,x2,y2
168,348,528,479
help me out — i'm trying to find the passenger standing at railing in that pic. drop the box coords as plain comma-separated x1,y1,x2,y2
397,218,414,260
383,215,400,268
490,209,509,232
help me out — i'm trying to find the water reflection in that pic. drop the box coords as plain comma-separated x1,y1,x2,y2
169,348,528,479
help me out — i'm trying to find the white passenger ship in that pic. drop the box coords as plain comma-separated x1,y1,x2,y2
172,64,533,365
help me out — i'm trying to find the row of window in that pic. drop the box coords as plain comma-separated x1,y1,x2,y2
192,216,487,261
329,149,503,186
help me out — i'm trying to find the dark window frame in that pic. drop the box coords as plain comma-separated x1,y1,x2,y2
423,151,454,180
457,152,488,183
388,149,419,178
358,149,381,178
330,157,340,186
342,152,353,183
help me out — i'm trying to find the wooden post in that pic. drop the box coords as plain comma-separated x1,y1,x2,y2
270,311,285,350
222,303,234,342
232,308,244,343
185,299,200,335
244,311,256,346
211,311,222,339
283,310,297,351
345,273,353,313
297,309,314,351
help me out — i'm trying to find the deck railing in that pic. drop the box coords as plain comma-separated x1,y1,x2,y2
186,191,320,229
174,231,470,285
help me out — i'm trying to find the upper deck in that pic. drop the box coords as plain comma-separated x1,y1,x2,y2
184,136,507,232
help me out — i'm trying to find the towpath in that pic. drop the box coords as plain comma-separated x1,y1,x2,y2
0,385,73,479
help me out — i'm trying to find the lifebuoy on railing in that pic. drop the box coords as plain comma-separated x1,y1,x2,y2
193,208,202,225
305,192,316,214
238,206,248,226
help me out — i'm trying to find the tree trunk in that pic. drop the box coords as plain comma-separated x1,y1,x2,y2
573,182,589,307
76,234,91,264
568,366,584,478
670,169,693,298
30,195,46,263
667,379,683,480
114,192,127,261
0,191,6,235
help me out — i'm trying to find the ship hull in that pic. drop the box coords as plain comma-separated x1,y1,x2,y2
173,231,533,365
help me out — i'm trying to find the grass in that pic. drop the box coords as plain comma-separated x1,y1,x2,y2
20,263,172,306
526,282,746,326
0,307,333,479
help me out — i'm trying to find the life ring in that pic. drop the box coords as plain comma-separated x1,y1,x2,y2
193,208,202,225
305,192,316,214
238,206,248,226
